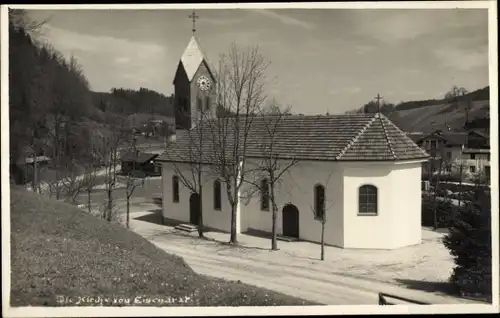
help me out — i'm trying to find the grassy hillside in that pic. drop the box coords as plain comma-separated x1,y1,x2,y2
388,99,490,133
10,187,317,307
347,86,490,133
394,86,489,112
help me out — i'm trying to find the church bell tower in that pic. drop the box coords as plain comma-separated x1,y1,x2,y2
173,10,217,132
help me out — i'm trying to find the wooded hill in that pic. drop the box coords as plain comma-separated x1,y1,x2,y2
90,88,175,124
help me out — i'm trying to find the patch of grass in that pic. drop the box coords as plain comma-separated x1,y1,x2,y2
10,187,318,307
387,100,489,132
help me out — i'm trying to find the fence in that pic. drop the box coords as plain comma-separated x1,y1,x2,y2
378,293,430,305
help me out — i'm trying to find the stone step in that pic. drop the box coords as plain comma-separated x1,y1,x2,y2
174,223,198,232
277,235,299,242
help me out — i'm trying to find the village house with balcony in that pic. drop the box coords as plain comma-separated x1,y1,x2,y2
407,129,490,182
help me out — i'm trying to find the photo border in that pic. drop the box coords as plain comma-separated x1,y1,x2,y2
1,1,498,316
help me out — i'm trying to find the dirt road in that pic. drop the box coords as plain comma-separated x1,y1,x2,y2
128,210,483,306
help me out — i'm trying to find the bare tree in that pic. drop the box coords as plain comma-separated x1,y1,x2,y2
208,42,270,244
59,159,85,203
432,154,445,230
101,114,130,222
470,166,488,188
309,171,335,261
242,104,298,250
451,158,467,209
81,162,99,215
26,125,50,194
119,136,146,228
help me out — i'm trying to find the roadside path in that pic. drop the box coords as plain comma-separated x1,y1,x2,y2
129,213,483,306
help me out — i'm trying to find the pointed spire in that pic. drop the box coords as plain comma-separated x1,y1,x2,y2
180,36,208,82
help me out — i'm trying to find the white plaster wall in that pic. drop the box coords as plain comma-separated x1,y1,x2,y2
444,146,463,162
341,162,395,249
341,161,423,249
390,162,423,248
161,158,423,250
240,159,344,247
160,163,233,232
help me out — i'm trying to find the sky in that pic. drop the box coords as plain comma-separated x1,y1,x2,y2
26,7,490,115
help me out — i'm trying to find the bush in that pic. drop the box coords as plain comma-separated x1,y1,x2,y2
443,189,492,298
421,194,456,228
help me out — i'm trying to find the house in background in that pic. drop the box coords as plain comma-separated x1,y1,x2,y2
120,150,160,176
408,129,490,181
10,144,53,185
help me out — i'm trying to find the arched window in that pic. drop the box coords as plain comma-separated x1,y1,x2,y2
314,184,325,220
213,180,222,210
172,176,179,203
358,185,377,215
260,178,270,211
205,96,211,111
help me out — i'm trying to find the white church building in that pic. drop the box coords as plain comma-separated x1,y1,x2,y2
155,34,430,250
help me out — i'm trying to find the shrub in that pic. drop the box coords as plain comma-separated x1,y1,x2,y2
443,189,492,298
421,194,455,228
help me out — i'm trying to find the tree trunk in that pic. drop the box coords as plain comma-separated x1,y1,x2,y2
271,203,278,250
229,181,238,244
87,188,91,214
32,152,37,193
197,172,204,238
433,158,444,229
107,187,112,221
55,168,60,199
126,196,130,228
320,220,325,261
230,202,238,244
457,163,464,210
54,121,61,200
269,175,278,251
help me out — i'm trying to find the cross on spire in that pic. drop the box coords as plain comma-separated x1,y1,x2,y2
374,93,383,113
189,9,199,35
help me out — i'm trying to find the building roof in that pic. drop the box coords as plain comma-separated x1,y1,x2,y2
121,151,159,164
406,132,425,143
469,129,489,139
415,131,468,146
463,148,490,154
156,113,429,164
19,156,52,165
179,36,211,82
442,132,469,146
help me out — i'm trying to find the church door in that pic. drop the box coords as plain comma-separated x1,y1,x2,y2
189,193,201,225
282,204,299,238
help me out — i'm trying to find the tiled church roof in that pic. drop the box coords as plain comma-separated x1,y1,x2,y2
156,113,429,164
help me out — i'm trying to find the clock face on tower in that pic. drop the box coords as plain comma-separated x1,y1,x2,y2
196,75,212,92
